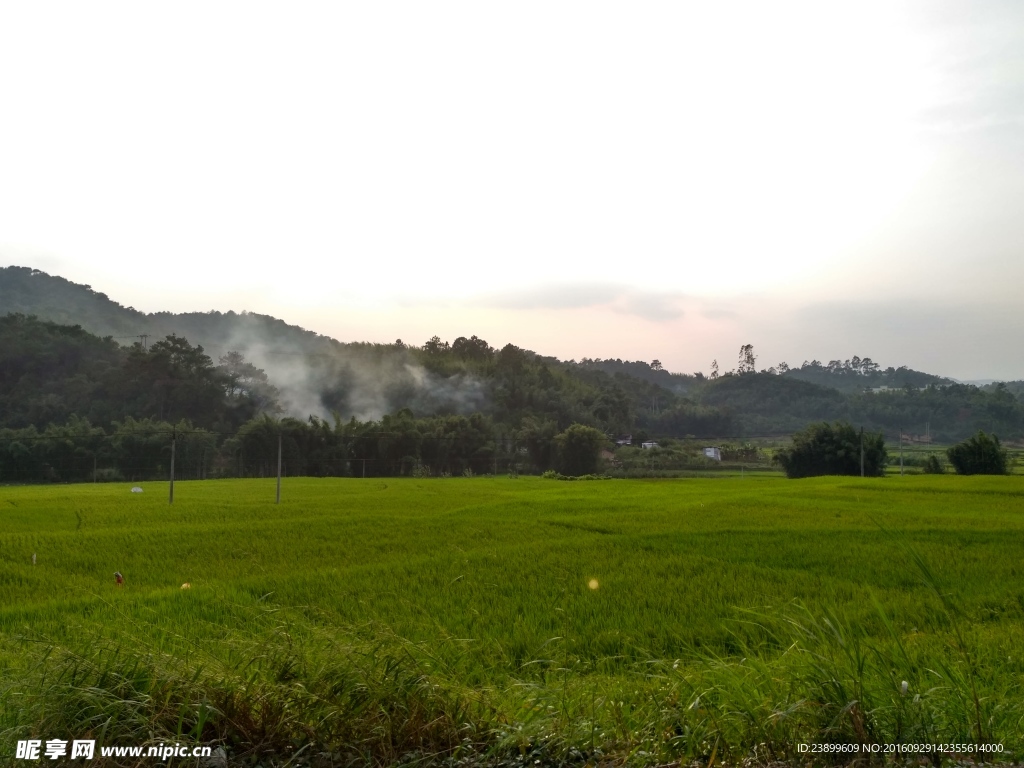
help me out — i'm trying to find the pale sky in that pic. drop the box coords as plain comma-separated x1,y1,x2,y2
2,1,1023,380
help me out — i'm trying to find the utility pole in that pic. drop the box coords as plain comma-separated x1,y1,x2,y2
899,426,904,476
169,432,176,504
276,433,282,504
138,334,149,350
860,427,865,478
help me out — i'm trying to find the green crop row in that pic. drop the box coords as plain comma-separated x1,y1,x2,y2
2,476,1023,765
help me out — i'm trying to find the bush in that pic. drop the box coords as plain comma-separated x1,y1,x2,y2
946,431,1008,475
553,424,607,476
775,421,887,479
922,455,943,474
541,470,611,481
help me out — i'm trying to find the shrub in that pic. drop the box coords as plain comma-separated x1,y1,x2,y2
946,431,1008,475
922,455,943,474
541,470,611,481
775,421,887,479
553,424,607,476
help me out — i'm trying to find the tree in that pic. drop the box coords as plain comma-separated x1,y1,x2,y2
118,335,226,426
497,343,526,374
217,351,282,423
451,335,493,361
738,344,757,374
946,431,1008,475
496,343,528,405
592,386,630,431
423,335,449,354
651,359,663,371
775,421,887,479
554,423,607,476
517,417,558,471
710,359,719,380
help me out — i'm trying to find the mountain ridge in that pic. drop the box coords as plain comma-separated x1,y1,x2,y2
0,265,971,387
3,265,1023,446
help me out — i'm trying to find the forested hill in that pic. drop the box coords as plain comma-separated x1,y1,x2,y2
0,265,147,337
0,265,957,396
0,265,343,361
2,265,1023,446
781,358,952,392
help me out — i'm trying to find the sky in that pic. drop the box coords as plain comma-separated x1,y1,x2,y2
1,1,1023,380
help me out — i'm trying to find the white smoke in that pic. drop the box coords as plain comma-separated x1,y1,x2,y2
212,320,487,421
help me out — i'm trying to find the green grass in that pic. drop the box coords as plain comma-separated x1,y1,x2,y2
2,476,1024,765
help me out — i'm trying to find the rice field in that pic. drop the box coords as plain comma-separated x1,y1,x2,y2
2,475,1023,765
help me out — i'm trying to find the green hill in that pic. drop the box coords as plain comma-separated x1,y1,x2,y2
2,265,1023,452
782,357,952,392
0,265,341,360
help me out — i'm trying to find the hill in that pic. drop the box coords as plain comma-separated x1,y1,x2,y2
0,267,701,433
2,266,1023,464
782,357,952,392
0,265,343,359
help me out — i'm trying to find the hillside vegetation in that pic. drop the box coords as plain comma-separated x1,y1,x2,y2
2,266,1024,484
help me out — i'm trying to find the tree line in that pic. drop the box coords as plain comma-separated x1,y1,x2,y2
3,313,1023,487
774,422,1011,478
0,413,615,484
0,314,278,433
0,314,739,440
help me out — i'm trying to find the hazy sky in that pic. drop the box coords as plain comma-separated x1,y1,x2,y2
2,1,1022,380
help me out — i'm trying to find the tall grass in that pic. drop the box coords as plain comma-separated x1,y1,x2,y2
9,626,488,765
6,599,1017,765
